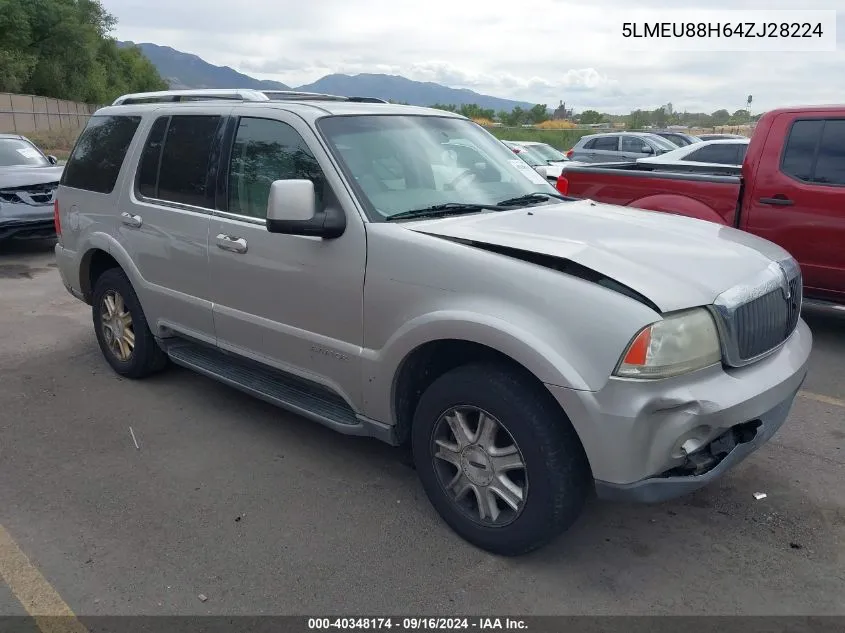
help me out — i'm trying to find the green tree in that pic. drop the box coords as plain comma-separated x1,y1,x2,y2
579,109,604,124
626,109,650,130
651,107,668,128
710,109,731,126
0,0,166,102
528,104,549,124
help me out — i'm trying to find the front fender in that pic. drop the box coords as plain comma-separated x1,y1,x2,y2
360,310,591,425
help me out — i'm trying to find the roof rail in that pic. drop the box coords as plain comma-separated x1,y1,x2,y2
112,89,271,105
112,88,392,106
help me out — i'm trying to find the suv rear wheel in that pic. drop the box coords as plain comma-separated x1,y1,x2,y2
92,268,168,378
411,363,592,555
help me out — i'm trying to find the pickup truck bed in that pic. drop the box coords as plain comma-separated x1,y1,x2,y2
558,107,845,304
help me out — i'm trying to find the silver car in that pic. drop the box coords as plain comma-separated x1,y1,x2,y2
54,89,811,555
568,131,679,163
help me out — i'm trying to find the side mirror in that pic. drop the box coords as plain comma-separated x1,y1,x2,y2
266,179,346,239
47,155,58,165
640,146,653,154
533,165,548,178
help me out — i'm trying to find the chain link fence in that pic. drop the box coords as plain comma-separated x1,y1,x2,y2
0,92,100,135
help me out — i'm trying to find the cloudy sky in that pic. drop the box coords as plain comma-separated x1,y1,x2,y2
106,0,842,114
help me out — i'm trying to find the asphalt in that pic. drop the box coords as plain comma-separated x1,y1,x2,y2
0,240,843,616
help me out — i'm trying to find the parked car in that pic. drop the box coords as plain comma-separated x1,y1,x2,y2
637,139,750,170
502,141,561,181
697,133,747,141
647,130,702,147
55,89,812,555
0,134,63,242
566,132,679,163
557,105,845,305
514,141,571,164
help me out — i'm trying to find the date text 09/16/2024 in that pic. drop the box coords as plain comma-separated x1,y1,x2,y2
307,618,527,630
621,22,824,39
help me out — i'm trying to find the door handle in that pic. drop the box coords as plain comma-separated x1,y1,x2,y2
759,196,794,206
120,212,142,228
216,234,248,254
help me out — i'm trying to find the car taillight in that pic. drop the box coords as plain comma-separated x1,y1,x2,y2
565,149,574,158
53,199,61,237
555,174,569,195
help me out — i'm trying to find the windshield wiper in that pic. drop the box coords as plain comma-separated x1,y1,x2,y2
495,192,573,207
385,203,504,222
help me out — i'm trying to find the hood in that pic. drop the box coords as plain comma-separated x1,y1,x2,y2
0,166,64,189
404,199,791,313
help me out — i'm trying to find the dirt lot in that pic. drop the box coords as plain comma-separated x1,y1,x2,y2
0,240,843,617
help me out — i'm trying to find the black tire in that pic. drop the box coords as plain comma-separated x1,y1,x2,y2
92,268,168,379
412,363,592,556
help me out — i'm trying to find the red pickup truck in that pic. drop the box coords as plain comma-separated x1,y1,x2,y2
557,105,845,305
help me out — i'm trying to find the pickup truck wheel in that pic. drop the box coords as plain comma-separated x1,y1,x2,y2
92,269,168,379
412,363,591,556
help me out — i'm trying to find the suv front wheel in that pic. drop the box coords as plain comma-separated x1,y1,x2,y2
92,268,168,378
412,363,592,555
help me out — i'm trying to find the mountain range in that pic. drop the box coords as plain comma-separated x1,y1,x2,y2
118,42,537,111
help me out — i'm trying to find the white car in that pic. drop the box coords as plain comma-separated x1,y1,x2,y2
637,139,749,169
502,141,564,180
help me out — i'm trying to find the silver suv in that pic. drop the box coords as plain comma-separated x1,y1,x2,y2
567,131,679,163
55,89,812,555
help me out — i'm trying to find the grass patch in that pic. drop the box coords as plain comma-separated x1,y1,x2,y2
484,126,596,150
25,127,82,156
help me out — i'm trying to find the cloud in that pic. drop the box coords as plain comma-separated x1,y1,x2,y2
108,0,844,113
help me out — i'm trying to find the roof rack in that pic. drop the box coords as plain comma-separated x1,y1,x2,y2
112,88,390,106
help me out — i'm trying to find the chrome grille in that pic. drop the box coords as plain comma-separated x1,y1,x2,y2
710,259,803,367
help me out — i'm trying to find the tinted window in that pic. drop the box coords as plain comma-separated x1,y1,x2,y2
620,136,650,153
228,117,326,218
157,115,221,207
685,144,742,165
62,116,141,193
136,117,169,198
813,120,845,185
591,136,618,151
0,138,50,167
782,120,823,181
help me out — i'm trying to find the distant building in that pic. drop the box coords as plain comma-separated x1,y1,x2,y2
552,100,573,120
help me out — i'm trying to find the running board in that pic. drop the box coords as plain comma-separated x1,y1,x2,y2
165,340,377,437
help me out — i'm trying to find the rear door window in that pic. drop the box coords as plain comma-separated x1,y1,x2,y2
619,136,650,153
61,115,141,193
135,114,223,208
781,120,824,181
812,120,845,185
781,118,845,185
591,136,618,151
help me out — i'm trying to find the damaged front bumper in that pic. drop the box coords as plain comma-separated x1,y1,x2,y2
0,185,57,241
547,318,812,503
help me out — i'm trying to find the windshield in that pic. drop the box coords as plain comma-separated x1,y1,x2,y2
0,138,50,167
318,115,559,220
513,146,548,166
644,134,680,152
526,143,568,161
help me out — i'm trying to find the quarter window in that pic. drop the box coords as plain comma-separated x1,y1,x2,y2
61,115,141,194
227,117,326,218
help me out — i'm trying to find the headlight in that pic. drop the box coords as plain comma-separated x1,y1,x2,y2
614,308,721,379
